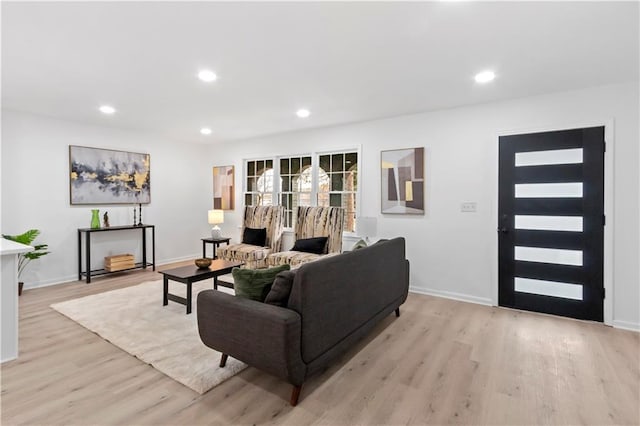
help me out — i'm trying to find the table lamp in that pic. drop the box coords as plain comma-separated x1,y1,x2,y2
208,209,224,239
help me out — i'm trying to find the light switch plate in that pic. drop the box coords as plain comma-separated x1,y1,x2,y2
461,202,477,213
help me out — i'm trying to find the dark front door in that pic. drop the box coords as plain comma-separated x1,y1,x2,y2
498,127,605,321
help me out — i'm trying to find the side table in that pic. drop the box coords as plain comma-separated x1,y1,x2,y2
201,237,231,259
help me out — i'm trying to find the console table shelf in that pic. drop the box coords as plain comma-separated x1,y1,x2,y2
77,225,155,283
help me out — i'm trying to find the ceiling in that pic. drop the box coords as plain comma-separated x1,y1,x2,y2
2,1,638,144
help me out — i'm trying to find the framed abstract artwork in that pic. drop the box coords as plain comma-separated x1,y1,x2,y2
213,165,235,210
381,147,424,214
69,145,151,205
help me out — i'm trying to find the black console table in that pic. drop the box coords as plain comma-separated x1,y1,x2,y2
77,225,155,283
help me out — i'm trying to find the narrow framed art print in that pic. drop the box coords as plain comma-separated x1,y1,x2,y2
212,165,235,210
381,147,424,214
69,145,151,205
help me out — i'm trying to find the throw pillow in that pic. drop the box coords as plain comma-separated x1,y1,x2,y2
351,239,368,250
232,264,291,302
242,227,267,247
264,270,297,307
291,236,328,254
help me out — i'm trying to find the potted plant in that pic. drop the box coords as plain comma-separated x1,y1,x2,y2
2,229,50,296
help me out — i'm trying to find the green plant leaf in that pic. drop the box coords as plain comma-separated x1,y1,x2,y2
3,229,49,278
3,229,40,245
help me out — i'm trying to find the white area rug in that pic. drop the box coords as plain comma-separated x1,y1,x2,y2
51,280,246,394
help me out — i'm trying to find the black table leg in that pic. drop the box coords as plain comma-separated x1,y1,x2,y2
142,227,147,268
186,281,192,314
202,240,207,259
85,232,91,283
163,276,168,306
77,230,82,281
214,275,218,290
152,226,156,271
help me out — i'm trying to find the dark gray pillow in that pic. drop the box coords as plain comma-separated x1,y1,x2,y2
264,270,297,307
242,227,267,246
292,237,328,254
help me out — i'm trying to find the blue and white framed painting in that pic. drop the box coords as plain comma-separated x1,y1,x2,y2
69,145,151,205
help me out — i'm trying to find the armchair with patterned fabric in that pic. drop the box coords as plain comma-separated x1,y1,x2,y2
266,206,344,268
217,206,285,269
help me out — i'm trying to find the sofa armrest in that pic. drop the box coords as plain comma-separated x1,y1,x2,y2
197,290,306,386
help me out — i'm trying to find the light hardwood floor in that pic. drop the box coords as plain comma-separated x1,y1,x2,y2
2,263,639,425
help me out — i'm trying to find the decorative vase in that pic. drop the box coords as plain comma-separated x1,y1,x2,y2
91,209,100,229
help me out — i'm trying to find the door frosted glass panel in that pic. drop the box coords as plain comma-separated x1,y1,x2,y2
515,277,583,300
515,148,583,167
515,182,583,198
515,215,583,232
515,246,583,266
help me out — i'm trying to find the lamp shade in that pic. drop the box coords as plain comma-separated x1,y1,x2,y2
356,216,377,238
208,209,224,225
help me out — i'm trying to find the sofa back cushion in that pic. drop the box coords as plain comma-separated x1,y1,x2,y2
294,206,344,254
287,237,409,364
242,206,285,252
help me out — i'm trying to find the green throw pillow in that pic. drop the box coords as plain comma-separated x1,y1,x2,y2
232,264,291,302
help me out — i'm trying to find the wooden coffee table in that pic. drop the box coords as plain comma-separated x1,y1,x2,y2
160,259,243,314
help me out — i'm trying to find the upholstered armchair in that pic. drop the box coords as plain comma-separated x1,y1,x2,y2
266,206,344,267
217,206,285,269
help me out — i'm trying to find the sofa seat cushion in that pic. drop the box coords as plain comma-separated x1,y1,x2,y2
267,251,341,267
218,243,271,269
266,250,320,267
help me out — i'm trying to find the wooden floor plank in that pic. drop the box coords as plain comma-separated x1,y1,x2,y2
1,264,638,425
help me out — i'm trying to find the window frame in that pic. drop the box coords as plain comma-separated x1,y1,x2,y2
278,154,313,229
243,146,361,234
315,149,359,235
243,157,275,207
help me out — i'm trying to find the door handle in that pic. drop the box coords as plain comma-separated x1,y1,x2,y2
498,214,509,234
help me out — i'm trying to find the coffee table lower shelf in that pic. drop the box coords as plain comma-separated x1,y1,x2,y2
160,259,243,314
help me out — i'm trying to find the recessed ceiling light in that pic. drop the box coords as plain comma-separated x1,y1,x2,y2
198,70,217,83
296,109,311,118
474,70,496,84
200,127,212,135
99,105,116,114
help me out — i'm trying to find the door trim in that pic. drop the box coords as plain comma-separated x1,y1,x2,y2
492,119,614,326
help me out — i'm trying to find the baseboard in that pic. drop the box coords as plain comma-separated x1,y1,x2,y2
23,253,201,290
410,287,639,332
409,286,493,306
156,254,203,267
1,355,17,364
612,320,640,332
24,274,79,290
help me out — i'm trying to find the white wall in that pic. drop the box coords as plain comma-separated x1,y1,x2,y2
208,82,639,330
2,83,637,330
1,110,211,288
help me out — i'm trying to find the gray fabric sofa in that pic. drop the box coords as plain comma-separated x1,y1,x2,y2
197,237,410,405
